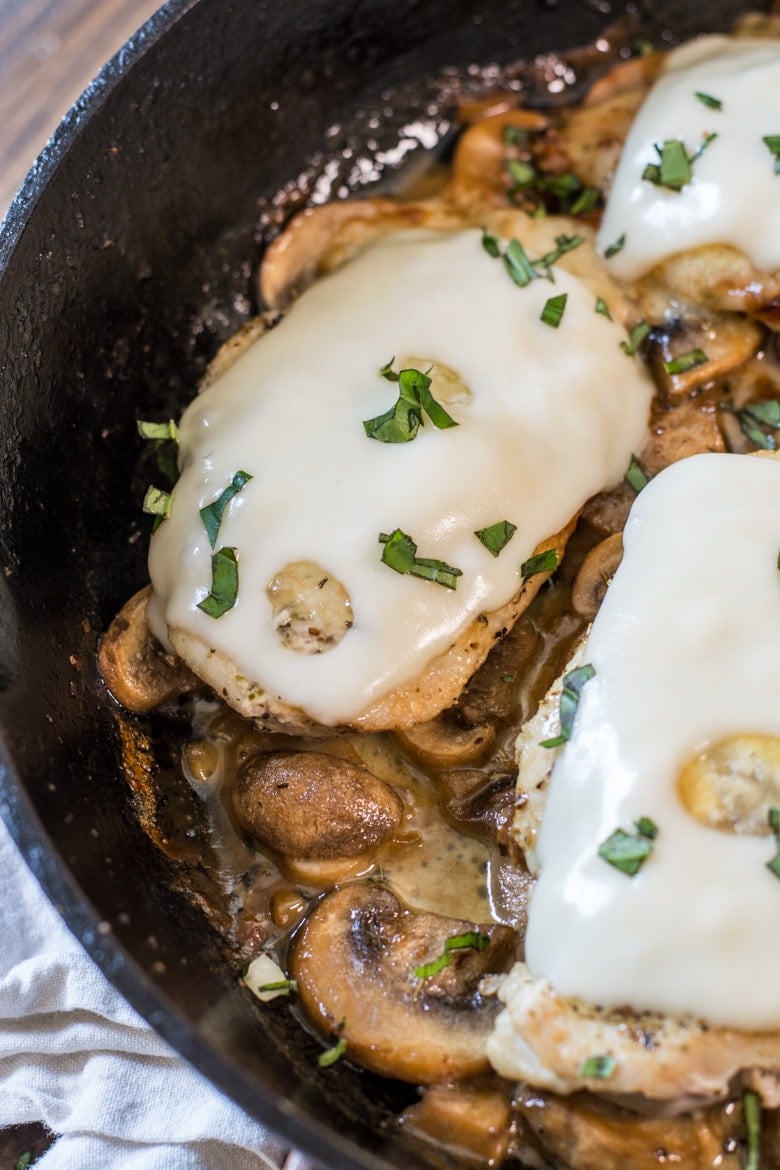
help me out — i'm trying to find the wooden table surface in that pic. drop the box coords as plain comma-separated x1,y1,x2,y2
0,0,163,216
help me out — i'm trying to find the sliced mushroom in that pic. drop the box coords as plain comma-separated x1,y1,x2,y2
232,751,403,860
570,533,623,620
97,586,198,713
267,561,353,654
678,734,780,836
650,313,763,398
292,883,516,1083
394,711,496,771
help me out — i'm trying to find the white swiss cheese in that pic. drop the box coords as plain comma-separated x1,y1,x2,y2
146,229,651,726
525,452,780,1030
598,37,780,280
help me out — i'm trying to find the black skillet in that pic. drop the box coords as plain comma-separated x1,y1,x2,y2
0,0,765,1166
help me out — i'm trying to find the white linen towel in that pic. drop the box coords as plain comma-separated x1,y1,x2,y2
0,814,316,1170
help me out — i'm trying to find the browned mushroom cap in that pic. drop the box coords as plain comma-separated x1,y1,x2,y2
570,533,623,621
394,710,496,771
232,751,403,860
292,883,516,1084
98,586,198,713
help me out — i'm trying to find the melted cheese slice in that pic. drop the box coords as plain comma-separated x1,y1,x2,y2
526,453,780,1030
146,228,650,726
598,36,780,280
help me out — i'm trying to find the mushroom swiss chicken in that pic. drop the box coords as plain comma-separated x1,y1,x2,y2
100,18,780,1170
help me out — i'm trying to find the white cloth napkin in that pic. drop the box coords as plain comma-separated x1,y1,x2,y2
0,814,312,1169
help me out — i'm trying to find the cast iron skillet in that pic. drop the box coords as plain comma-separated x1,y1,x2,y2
0,0,767,1166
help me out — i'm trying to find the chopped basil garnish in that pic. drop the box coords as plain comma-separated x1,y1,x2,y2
504,157,599,216
620,320,651,357
625,455,649,493
379,529,463,590
415,931,490,979
475,520,517,557
521,548,559,579
197,546,239,618
663,348,708,375
541,293,568,328
446,930,490,953
763,135,780,175
364,361,458,443
642,134,716,192
598,818,657,877
200,470,253,548
767,807,780,880
137,418,179,442
504,238,537,287
579,1054,616,1079
256,979,298,995
744,1089,762,1170
595,297,612,320
142,485,172,520
540,663,595,748
318,1034,347,1069
138,418,180,485
695,91,722,111
481,228,501,258
484,231,583,287
604,233,626,259
733,399,780,450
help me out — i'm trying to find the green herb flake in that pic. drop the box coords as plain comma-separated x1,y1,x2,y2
744,1089,762,1170
763,135,780,175
579,1054,616,1079
695,91,723,111
256,978,298,995
604,233,626,259
364,361,457,443
598,822,656,877
137,418,179,442
14,1154,32,1170
415,932,490,979
138,418,181,485
379,529,463,590
541,663,596,748
200,471,253,548
415,952,452,979
318,1034,347,1069
643,135,716,192
445,930,490,953
766,807,780,880
142,485,172,520
501,674,514,683
734,399,780,450
506,159,537,188
541,293,568,328
625,455,649,494
197,546,239,619
663,348,708,375
620,320,651,357
570,186,600,215
481,229,501,258
503,237,537,287
635,816,659,840
595,297,613,320
475,520,518,557
534,234,583,278
521,548,559,580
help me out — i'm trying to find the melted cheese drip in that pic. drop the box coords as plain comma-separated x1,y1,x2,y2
147,229,650,726
598,37,780,280
526,453,780,1030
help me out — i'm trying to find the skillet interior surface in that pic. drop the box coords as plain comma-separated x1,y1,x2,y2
0,0,768,1165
